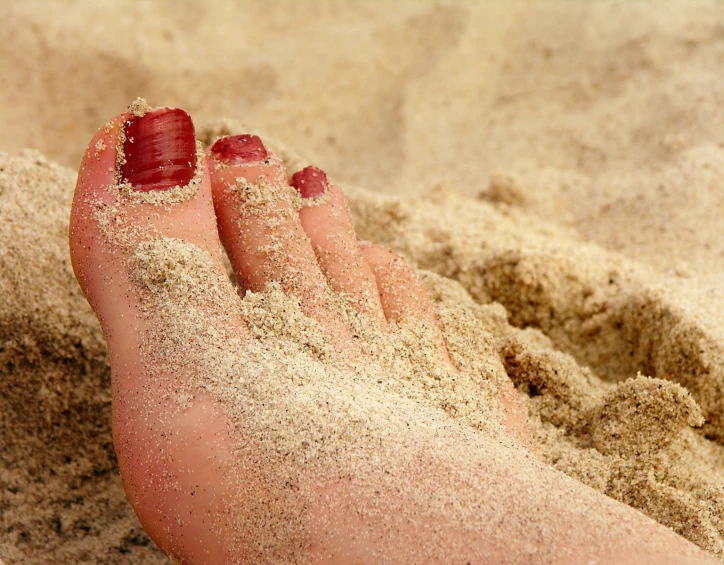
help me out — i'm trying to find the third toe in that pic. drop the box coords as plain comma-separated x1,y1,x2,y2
291,166,385,324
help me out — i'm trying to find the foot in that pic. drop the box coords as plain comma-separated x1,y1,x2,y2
69,104,717,565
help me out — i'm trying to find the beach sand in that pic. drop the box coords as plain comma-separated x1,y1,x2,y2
1,0,724,562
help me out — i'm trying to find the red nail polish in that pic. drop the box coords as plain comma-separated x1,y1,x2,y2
290,166,328,198
210,134,269,164
121,108,196,192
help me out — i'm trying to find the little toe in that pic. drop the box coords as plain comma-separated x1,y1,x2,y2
291,166,385,324
362,243,532,444
208,135,351,341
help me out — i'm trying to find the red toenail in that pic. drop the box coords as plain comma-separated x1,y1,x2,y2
210,135,269,164
121,108,197,192
290,166,329,198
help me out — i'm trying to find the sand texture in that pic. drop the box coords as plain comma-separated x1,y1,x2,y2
2,0,724,563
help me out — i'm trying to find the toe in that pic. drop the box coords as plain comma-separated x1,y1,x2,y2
70,107,231,326
361,244,442,327
362,243,532,445
290,166,385,324
207,135,351,340
70,106,242,374
361,242,450,357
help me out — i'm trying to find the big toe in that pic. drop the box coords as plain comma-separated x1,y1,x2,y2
69,104,246,563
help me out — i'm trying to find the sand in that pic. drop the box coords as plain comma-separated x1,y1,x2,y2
1,0,724,562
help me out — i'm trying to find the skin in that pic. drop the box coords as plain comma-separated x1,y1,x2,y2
68,109,720,565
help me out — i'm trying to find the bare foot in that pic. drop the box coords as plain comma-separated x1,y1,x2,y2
69,104,718,564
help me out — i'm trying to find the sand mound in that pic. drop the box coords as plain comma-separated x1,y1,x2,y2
0,151,163,563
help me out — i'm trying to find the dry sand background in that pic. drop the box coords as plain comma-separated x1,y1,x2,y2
2,0,724,563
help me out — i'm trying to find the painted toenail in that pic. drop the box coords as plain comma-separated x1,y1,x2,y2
290,166,329,198
121,108,197,192
210,134,269,164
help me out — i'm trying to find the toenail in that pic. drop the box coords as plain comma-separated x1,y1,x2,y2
290,166,329,198
121,108,197,192
210,134,269,164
